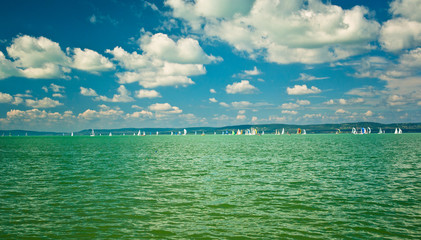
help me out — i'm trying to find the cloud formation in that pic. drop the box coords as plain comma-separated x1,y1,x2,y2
287,84,321,95
167,0,380,64
226,80,258,94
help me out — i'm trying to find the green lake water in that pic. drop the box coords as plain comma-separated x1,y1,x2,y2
0,134,420,239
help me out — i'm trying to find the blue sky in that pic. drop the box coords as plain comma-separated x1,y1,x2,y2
0,0,420,131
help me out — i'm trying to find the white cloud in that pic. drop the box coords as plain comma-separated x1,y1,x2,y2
209,97,218,103
244,66,261,75
281,102,299,109
282,110,297,115
0,51,21,79
140,32,221,64
89,14,97,24
380,18,421,52
210,88,216,93
296,73,328,81
135,89,161,99
226,80,258,94
0,92,13,103
167,0,380,64
148,103,182,114
25,97,63,108
236,114,246,120
42,86,49,93
12,97,23,105
80,87,98,96
287,84,321,95
107,44,207,88
296,99,310,105
231,101,253,108
78,108,124,121
219,102,230,107
126,110,153,119
390,0,421,22
50,83,65,92
52,93,64,98
364,110,373,116
339,99,347,105
71,48,114,73
95,85,134,102
1,35,114,79
324,99,335,105
2,109,75,125
335,108,348,114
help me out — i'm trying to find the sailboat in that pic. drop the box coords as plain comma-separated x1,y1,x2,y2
368,127,371,134
297,128,302,134
183,129,187,135
71,132,73,137
303,129,306,135
352,127,357,134
378,128,382,134
90,129,95,137
281,128,285,135
394,128,398,134
137,130,141,136
361,128,366,134
398,128,402,134
109,132,112,136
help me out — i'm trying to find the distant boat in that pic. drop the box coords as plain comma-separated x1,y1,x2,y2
201,131,205,136
368,127,371,134
378,128,382,134
90,129,95,137
71,132,73,137
297,128,301,134
109,132,112,136
361,128,366,134
303,129,306,135
394,128,398,134
262,131,264,135
137,130,141,136
281,128,285,135
156,131,159,135
398,128,402,134
171,131,174,135
352,127,357,134
183,129,187,135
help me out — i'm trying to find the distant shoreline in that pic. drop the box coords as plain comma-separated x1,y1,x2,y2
1,122,420,136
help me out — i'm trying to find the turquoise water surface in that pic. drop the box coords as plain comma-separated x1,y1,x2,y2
0,134,420,239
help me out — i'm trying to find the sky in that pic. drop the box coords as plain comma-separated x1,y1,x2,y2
0,0,420,132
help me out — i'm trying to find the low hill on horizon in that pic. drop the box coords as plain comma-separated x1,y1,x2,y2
1,122,421,136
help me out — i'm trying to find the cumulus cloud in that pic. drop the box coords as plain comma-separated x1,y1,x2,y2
380,18,421,52
282,110,298,115
78,107,124,121
52,93,64,98
95,85,134,102
148,103,182,113
335,108,348,114
296,99,310,105
287,84,321,95
140,32,221,64
25,97,63,108
209,97,218,103
71,48,114,73
106,43,209,88
210,88,216,93
0,92,13,103
49,83,65,92
226,80,258,94
1,109,75,126
80,87,98,96
167,0,380,64
236,114,246,120
281,102,299,109
135,89,161,98
364,110,373,116
1,35,114,79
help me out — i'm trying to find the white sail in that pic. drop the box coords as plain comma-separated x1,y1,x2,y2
71,132,73,136
378,128,382,134
281,128,285,135
398,128,402,134
368,127,371,134
303,129,306,135
183,129,187,135
109,132,112,136
90,129,95,136
394,128,398,134
137,130,141,136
